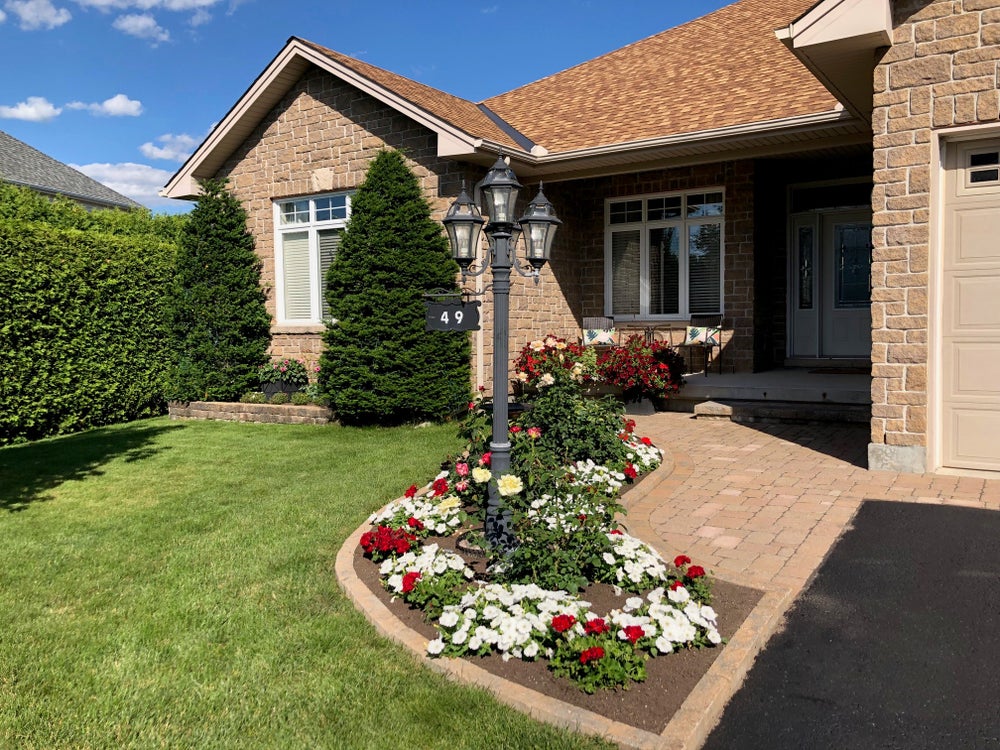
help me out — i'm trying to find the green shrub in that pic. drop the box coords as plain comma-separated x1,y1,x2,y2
240,391,267,403
0,186,180,445
290,391,311,405
166,179,271,402
319,150,470,425
268,392,290,405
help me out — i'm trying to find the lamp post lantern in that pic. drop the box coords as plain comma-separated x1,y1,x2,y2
442,155,561,554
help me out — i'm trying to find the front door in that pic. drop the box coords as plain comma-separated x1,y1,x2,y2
789,210,873,359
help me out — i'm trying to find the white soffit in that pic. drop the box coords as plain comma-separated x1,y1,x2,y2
776,0,891,121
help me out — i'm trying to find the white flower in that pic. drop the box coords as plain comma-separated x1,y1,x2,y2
602,552,616,565
538,373,555,387
472,467,491,483
529,339,545,351
655,635,674,654
625,596,644,612
707,628,722,645
496,474,523,496
427,638,445,655
668,585,690,604
439,611,459,628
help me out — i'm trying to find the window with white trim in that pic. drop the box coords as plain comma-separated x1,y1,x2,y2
273,192,351,324
605,190,724,319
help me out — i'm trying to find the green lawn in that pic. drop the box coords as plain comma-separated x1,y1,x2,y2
0,418,613,749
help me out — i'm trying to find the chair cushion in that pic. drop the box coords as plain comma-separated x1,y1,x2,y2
583,328,616,346
684,325,720,346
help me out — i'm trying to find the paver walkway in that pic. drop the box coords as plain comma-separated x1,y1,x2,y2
628,412,1000,600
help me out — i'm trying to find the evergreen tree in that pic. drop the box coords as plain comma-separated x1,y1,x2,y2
319,150,470,425
167,178,271,401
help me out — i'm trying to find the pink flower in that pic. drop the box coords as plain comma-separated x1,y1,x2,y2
455,480,469,492
479,452,491,467
510,425,522,434
455,462,469,477
527,427,542,439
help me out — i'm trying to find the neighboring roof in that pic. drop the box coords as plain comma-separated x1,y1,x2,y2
164,0,868,199
0,130,142,210
484,0,840,153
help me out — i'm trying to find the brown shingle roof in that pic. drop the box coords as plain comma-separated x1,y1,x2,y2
482,0,839,153
297,39,525,151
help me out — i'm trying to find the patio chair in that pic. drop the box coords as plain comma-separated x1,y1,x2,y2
679,315,724,376
582,316,617,347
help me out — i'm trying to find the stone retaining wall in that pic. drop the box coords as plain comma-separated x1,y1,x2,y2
168,401,334,425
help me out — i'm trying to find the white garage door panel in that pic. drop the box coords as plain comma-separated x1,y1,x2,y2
949,343,1000,397
950,275,1000,329
941,136,1000,473
950,206,1000,265
949,409,1000,469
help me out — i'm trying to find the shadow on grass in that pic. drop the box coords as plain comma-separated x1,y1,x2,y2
0,420,182,512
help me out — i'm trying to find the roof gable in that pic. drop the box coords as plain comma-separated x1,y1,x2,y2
0,130,142,210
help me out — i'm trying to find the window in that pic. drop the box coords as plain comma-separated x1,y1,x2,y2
605,190,724,319
273,192,351,324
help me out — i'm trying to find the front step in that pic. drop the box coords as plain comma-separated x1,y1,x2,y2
693,399,870,424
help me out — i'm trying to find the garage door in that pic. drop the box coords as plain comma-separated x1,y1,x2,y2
941,137,1000,472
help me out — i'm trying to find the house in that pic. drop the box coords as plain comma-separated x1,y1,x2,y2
162,0,1000,477
0,130,142,211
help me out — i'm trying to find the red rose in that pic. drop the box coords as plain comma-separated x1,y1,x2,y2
623,625,645,644
640,436,653,446
674,554,691,568
584,618,609,635
479,452,492,467
579,646,605,665
687,565,706,579
401,571,421,594
404,484,418,498
551,614,576,633
624,463,637,479
431,478,448,497
510,425,522,433
407,516,424,531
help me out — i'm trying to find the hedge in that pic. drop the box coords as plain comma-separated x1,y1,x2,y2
0,218,177,445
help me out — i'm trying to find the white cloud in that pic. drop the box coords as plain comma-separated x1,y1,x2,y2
0,8,7,21
187,6,208,25
112,12,169,42
73,0,221,10
66,93,143,116
0,96,62,121
69,161,182,209
5,0,71,29
139,132,197,161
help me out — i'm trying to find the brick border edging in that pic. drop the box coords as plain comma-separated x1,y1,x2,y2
168,400,334,425
335,449,796,749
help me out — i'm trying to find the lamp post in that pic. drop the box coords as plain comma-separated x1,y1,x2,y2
443,154,561,554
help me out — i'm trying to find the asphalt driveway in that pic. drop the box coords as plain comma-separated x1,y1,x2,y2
703,500,1000,750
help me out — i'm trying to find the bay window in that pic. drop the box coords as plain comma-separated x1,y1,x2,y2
605,190,723,319
273,192,351,325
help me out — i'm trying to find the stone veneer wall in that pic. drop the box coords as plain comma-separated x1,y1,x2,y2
214,65,579,396
870,0,1000,472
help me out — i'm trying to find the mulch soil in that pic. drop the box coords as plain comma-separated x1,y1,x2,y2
353,534,762,734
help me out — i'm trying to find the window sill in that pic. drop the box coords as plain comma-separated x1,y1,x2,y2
272,324,326,335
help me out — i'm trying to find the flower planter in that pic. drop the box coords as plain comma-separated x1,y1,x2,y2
261,380,302,397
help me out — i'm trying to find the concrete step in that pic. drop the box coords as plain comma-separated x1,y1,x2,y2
693,399,870,425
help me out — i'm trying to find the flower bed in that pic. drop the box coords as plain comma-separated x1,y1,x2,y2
354,352,726,697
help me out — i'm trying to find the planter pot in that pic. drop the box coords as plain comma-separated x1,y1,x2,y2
581,383,624,400
261,380,302,397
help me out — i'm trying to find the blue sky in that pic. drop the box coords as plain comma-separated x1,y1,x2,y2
0,0,732,213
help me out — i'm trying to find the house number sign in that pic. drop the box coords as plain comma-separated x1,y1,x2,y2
425,300,480,331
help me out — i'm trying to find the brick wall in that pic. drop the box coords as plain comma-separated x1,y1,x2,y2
871,0,1000,463
550,161,757,374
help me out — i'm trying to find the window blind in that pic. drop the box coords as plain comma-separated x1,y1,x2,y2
281,231,312,321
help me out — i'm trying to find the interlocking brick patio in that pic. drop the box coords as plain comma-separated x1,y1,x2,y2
626,412,1000,599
